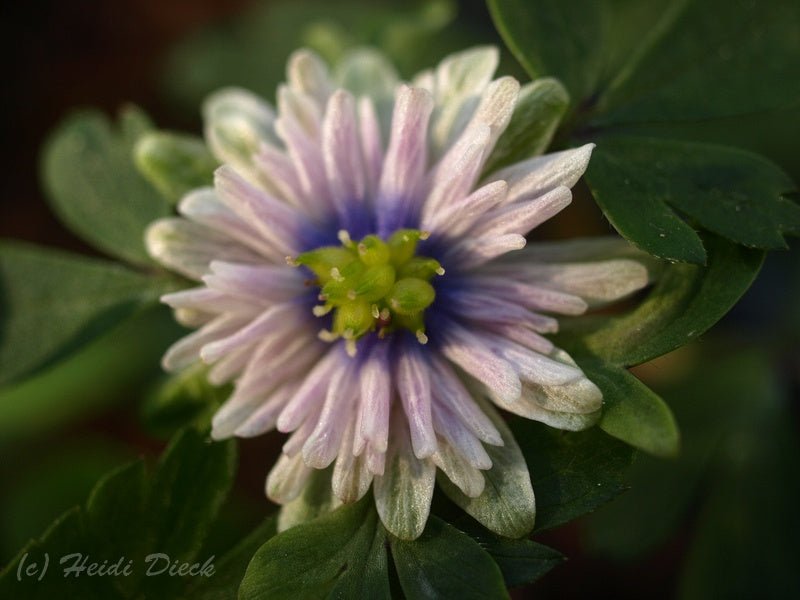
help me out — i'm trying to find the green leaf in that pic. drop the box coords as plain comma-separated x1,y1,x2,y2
489,0,800,124
390,516,508,600
438,397,536,538
134,131,218,204
511,420,633,532
483,77,570,173
188,516,277,600
0,429,236,599
448,515,564,588
42,106,170,265
586,137,799,261
0,242,175,386
561,235,764,367
239,495,390,600
580,362,679,457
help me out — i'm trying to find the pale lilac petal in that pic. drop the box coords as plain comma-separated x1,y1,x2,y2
445,233,526,269
207,344,252,385
429,356,503,446
467,276,588,315
203,87,278,180
233,382,301,437
396,346,437,459
302,365,357,468
487,143,594,206
470,186,572,237
481,335,584,386
377,86,434,233
440,323,521,404
447,292,559,333
145,218,262,280
179,188,281,259
215,166,313,253
322,90,366,218
359,342,392,453
421,179,506,235
161,314,247,372
277,347,345,432
252,143,306,208
358,97,384,201
203,260,306,303
431,400,492,470
366,445,386,476
332,419,374,503
161,287,262,315
432,440,486,498
287,48,333,107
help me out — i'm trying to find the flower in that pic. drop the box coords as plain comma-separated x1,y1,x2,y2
146,46,650,539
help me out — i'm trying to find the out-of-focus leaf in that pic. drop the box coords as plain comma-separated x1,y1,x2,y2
586,137,799,262
188,516,277,600
134,132,218,204
391,516,508,600
0,429,236,599
511,420,633,532
41,107,169,265
0,307,182,444
580,362,679,457
239,495,390,600
0,242,176,387
163,0,467,109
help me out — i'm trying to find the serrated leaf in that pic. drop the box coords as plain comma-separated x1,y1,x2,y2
188,516,277,600
134,131,218,204
0,429,237,599
586,137,799,261
484,77,570,173
239,495,389,600
0,242,175,386
448,515,564,588
42,107,170,265
581,362,679,457
560,235,764,367
511,420,633,532
390,516,508,600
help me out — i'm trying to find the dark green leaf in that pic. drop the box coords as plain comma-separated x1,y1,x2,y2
511,420,633,532
391,516,508,600
134,132,218,204
0,242,175,386
42,107,170,265
239,495,390,600
188,516,277,600
0,429,236,599
448,516,564,588
560,235,764,367
586,137,799,261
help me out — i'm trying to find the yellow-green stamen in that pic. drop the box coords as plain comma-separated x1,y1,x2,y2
292,229,443,355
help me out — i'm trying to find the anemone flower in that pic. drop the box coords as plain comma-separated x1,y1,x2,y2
146,46,650,539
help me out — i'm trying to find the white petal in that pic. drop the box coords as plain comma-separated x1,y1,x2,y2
265,452,313,504
203,88,277,181
489,144,594,206
377,86,434,233
396,347,437,459
471,186,572,237
332,419,374,503
374,413,435,540
433,440,486,498
322,90,366,218
440,323,521,404
145,218,262,280
287,48,333,107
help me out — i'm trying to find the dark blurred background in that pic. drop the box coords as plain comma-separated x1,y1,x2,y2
1,1,798,598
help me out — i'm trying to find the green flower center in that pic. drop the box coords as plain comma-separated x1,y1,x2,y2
291,229,444,355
